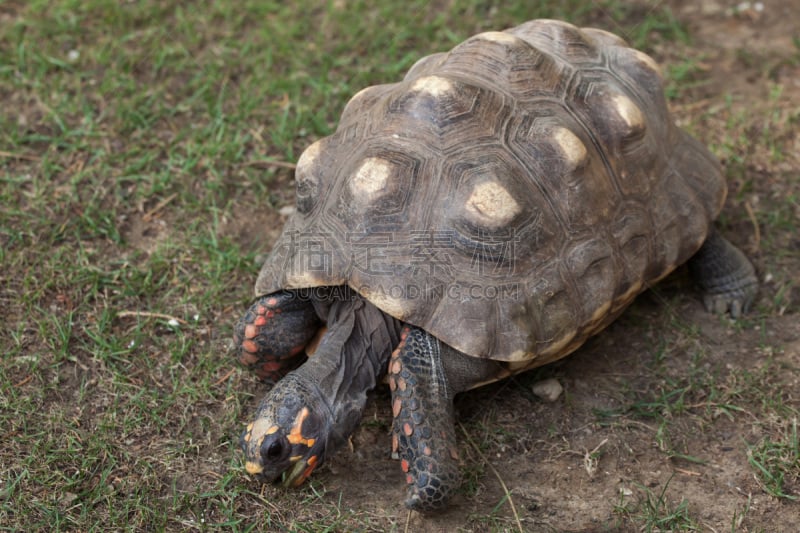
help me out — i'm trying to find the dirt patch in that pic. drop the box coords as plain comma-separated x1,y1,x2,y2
236,4,800,531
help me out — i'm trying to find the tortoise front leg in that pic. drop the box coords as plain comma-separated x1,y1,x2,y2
389,327,461,511
234,290,321,383
389,326,498,511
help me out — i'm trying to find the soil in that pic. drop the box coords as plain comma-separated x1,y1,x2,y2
234,3,800,531
67,1,799,530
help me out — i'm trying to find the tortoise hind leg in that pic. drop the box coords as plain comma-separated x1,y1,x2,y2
688,228,758,318
389,326,496,512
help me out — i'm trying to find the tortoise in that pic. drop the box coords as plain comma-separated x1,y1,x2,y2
234,19,758,512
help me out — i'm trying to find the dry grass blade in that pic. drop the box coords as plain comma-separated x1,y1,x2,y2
243,159,298,170
143,193,177,221
116,310,188,324
0,150,41,161
458,422,524,533
744,201,761,252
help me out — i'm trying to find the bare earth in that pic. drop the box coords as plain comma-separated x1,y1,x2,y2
229,4,800,532
16,2,796,532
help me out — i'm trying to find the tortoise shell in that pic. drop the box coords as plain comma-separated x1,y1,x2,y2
254,19,724,369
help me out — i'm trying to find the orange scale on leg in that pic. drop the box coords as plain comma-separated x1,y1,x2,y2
258,361,283,375
238,351,259,366
392,398,402,417
242,340,259,353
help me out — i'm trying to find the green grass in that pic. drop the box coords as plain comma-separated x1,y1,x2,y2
747,418,800,500
2,0,799,530
615,475,699,532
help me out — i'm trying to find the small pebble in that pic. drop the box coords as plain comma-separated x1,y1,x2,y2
278,205,296,216
532,377,563,402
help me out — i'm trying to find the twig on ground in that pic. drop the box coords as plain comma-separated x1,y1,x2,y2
214,368,236,386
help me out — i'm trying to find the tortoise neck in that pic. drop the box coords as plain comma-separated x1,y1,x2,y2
294,292,401,449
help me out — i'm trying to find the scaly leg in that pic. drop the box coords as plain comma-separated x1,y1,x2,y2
389,326,497,511
688,228,758,318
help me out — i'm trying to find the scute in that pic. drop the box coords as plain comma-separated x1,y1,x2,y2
254,20,726,367
463,180,521,230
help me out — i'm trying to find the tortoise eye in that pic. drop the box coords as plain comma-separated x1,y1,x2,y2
266,440,283,459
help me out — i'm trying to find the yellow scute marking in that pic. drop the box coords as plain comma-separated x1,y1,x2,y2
475,31,519,44
553,127,587,169
350,157,392,200
611,94,645,132
465,181,521,228
631,49,663,78
296,140,322,176
360,288,409,321
411,75,453,97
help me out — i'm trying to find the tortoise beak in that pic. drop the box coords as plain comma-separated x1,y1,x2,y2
283,454,320,487
245,461,264,476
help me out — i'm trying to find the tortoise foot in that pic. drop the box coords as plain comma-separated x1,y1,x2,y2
234,291,321,382
689,229,758,318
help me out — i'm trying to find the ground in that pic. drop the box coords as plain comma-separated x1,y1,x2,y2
1,1,798,531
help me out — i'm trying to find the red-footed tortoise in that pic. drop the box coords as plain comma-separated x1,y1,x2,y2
234,19,757,512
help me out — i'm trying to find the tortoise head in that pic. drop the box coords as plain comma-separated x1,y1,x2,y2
240,374,334,487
